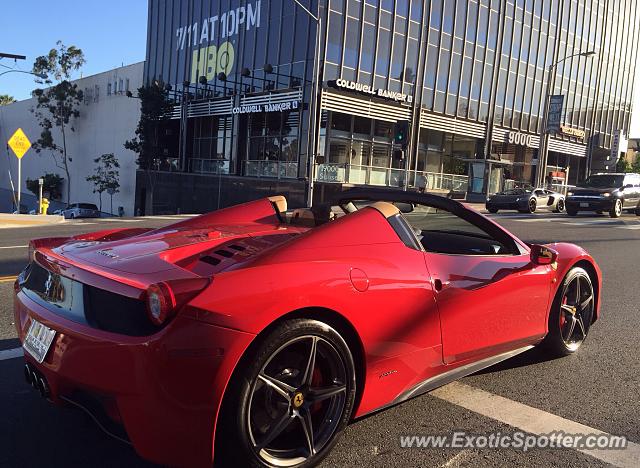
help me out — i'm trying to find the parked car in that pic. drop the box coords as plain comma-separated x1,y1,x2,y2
565,173,640,217
486,187,565,213
61,203,101,219
15,189,601,467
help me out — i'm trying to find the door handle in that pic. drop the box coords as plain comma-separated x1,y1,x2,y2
433,278,443,292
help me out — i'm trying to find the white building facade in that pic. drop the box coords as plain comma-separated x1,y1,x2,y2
0,62,144,215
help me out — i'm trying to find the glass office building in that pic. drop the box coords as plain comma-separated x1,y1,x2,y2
139,0,639,213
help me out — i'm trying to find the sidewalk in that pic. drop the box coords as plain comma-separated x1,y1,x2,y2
0,214,65,229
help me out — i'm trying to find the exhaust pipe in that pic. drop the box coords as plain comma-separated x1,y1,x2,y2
37,376,50,398
24,364,33,386
23,363,51,398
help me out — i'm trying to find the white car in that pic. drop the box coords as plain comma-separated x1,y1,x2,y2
61,203,101,219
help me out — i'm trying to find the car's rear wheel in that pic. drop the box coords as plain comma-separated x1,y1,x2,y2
541,267,595,357
609,199,623,218
487,207,498,214
219,319,356,468
554,199,565,213
528,198,537,213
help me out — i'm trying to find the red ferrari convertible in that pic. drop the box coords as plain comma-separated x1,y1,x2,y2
14,188,601,467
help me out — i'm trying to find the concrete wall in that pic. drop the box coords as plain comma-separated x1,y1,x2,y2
0,62,143,215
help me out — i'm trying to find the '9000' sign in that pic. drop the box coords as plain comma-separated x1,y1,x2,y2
508,131,535,148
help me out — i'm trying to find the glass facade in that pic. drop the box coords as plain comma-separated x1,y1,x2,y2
141,0,639,212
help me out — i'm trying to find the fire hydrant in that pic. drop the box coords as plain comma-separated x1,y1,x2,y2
40,197,50,215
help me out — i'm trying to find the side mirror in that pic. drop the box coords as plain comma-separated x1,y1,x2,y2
530,244,558,266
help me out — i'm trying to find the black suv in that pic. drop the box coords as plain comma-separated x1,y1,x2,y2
565,173,640,218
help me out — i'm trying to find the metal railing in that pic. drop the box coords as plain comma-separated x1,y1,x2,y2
315,163,468,192
189,158,230,174
243,160,298,179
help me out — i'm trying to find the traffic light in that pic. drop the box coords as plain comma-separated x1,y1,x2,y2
394,120,410,149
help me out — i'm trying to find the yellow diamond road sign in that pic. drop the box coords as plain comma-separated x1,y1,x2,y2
8,128,31,159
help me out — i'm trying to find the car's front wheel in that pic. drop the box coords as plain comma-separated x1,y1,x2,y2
541,267,595,357
528,198,537,213
219,319,356,468
487,207,498,214
554,199,565,213
610,199,623,218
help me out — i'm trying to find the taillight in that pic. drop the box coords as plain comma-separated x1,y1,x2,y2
145,277,210,326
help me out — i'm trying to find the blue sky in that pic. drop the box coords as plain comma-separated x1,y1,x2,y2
0,0,148,101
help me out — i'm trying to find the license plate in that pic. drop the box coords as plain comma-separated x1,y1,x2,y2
23,319,56,363
580,203,589,208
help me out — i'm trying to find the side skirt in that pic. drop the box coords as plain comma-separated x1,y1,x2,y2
359,345,534,418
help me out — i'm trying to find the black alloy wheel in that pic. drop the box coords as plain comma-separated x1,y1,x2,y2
219,319,357,468
528,198,537,213
541,267,595,356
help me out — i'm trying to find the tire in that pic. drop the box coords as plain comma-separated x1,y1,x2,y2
69,213,75,219
609,199,623,218
487,208,498,214
553,199,565,213
566,207,578,216
527,198,537,214
540,267,595,357
218,319,357,468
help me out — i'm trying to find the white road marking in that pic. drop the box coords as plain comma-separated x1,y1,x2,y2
0,245,28,249
141,215,198,219
93,218,144,223
431,382,640,468
439,449,473,468
0,347,23,361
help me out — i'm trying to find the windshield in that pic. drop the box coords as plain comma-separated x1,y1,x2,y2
579,175,625,188
500,189,531,196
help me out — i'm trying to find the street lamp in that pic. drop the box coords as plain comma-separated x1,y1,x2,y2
291,0,321,207
537,50,596,187
0,69,47,79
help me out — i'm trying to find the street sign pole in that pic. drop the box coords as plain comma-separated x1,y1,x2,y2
39,178,44,214
7,128,32,213
17,157,21,211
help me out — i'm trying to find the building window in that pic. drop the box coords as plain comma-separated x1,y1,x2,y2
244,110,300,179
190,116,234,175
107,83,112,95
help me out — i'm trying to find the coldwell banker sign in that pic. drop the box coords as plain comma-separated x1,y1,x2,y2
233,100,301,114
331,79,413,103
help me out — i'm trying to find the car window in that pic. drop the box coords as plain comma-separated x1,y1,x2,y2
78,203,98,210
402,205,511,256
534,190,544,196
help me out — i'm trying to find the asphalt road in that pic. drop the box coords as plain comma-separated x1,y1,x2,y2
0,211,639,467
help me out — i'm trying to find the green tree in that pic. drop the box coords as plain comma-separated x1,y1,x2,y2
86,153,120,214
0,95,16,106
30,41,85,206
124,81,173,215
616,157,631,173
25,173,64,200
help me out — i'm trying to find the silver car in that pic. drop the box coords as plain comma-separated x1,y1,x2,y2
486,188,566,214
62,203,101,219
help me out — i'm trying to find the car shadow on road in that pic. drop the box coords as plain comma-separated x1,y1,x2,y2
0,354,157,468
473,345,559,376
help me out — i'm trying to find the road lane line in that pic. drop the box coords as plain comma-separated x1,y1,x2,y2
431,382,640,468
0,245,28,249
0,347,23,361
0,275,18,283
